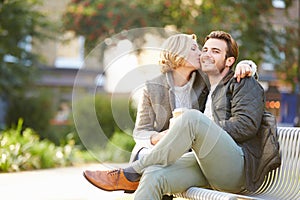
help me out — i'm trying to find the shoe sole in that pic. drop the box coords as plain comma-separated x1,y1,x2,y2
82,172,135,193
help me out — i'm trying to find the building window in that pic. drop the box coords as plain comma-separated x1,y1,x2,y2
54,31,85,69
272,0,286,8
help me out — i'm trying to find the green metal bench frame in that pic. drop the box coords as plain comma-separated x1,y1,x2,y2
175,127,300,200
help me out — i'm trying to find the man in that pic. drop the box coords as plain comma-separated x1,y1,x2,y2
83,31,265,199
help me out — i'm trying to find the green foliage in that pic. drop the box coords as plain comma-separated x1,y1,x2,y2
0,0,57,139
95,94,116,138
46,124,77,146
174,0,277,64
63,0,299,89
275,19,300,91
0,0,54,97
0,119,84,172
109,131,135,152
63,0,147,50
72,93,136,148
98,131,135,163
63,0,275,61
71,93,136,162
5,90,55,136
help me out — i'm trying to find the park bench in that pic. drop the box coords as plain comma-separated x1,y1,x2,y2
175,127,300,200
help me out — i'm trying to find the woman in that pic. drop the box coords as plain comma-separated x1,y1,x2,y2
131,33,254,162
83,33,256,199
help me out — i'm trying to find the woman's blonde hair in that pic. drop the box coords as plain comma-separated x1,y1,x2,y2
159,33,197,73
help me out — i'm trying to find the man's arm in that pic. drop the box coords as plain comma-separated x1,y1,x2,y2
234,60,258,82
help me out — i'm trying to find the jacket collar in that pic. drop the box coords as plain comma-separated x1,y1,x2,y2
165,71,175,110
219,69,234,85
165,71,173,89
165,70,198,89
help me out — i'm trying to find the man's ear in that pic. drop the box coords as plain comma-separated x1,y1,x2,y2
225,57,235,68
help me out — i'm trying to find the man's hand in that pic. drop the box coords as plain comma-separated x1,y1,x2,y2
150,130,168,145
234,60,257,82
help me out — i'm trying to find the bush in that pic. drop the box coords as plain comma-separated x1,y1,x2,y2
0,119,87,172
98,131,135,163
5,90,55,136
45,123,77,146
72,93,136,149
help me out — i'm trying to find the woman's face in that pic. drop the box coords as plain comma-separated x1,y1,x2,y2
184,41,201,69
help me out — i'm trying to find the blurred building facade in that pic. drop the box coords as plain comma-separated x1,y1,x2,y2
259,0,300,126
31,0,103,124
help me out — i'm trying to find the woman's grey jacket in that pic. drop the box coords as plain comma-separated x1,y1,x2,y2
130,70,209,161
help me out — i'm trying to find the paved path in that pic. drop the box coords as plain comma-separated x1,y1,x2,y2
0,163,135,200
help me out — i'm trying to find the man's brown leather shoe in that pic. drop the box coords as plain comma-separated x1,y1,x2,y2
83,168,139,193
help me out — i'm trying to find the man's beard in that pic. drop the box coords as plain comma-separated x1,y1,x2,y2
218,59,227,73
